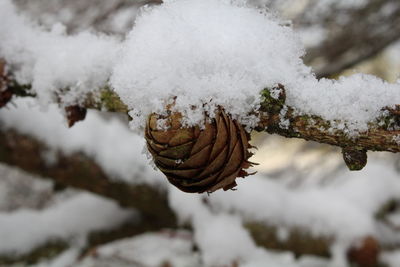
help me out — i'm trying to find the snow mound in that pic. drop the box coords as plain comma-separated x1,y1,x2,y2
111,0,308,130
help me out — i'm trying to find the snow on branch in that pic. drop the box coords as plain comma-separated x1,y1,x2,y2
0,0,119,106
1,0,399,169
0,128,176,226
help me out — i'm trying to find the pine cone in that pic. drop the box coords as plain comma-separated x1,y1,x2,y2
145,109,255,193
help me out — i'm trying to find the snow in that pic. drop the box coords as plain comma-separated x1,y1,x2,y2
90,231,200,267
169,161,400,265
290,74,400,133
111,0,308,130
381,250,400,267
393,135,400,145
0,98,165,186
310,0,367,12
0,0,119,106
209,163,400,243
110,0,400,133
0,192,135,255
169,190,328,266
77,231,330,267
0,164,53,212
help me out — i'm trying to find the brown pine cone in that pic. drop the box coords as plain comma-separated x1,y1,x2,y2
145,109,255,193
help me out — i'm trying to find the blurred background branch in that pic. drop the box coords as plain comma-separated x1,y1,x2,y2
0,126,394,266
299,0,400,78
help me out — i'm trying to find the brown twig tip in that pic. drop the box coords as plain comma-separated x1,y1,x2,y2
0,60,12,108
346,236,380,267
65,105,87,128
0,89,13,108
342,147,368,171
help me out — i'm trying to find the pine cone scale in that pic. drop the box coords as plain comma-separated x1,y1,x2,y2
178,144,212,169
198,145,229,178
168,129,194,146
158,141,194,159
147,140,167,153
158,166,202,178
154,155,180,167
228,121,238,155
219,141,243,177
184,171,222,188
209,114,228,161
191,124,215,154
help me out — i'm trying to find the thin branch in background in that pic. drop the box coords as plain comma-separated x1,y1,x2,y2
300,0,400,78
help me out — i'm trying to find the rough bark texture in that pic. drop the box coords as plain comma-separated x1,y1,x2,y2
257,88,400,154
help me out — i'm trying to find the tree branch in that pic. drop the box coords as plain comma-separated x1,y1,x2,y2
0,129,176,227
2,76,399,170
257,89,400,152
257,86,400,168
300,0,400,78
0,127,388,265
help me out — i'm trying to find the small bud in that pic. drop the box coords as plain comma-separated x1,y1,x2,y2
65,105,87,128
347,236,380,267
0,89,13,108
342,147,367,171
0,60,12,108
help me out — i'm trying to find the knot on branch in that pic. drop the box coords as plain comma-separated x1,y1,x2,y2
259,84,286,114
382,105,400,130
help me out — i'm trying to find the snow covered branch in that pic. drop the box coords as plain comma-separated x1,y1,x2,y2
0,129,176,226
1,128,389,266
257,86,400,170
1,0,399,173
3,76,400,171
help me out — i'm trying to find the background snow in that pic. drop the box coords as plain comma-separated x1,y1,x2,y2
0,192,135,255
0,98,164,186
